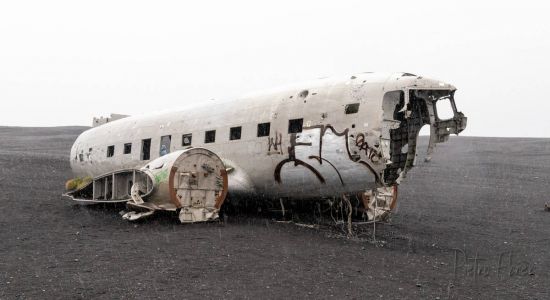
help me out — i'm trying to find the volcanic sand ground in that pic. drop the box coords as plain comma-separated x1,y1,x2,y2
0,126,548,299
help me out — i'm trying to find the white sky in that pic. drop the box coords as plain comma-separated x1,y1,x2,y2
1,0,549,137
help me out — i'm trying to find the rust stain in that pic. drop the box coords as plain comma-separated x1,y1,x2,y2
389,185,398,210
168,166,182,208
214,168,228,209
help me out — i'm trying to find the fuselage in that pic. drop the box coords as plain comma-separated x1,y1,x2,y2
70,72,464,200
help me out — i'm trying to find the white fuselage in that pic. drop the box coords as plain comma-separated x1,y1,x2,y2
70,72,458,200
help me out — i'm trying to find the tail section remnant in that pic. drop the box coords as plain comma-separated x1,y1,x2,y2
65,148,228,223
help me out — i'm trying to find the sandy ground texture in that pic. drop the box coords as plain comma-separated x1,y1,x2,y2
0,126,549,299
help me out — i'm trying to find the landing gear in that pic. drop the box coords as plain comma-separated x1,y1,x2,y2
362,185,398,221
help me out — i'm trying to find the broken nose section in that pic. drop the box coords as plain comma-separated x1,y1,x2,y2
380,89,467,186
425,93,467,162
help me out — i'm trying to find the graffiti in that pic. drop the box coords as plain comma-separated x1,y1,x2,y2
274,124,382,185
274,132,325,184
154,169,169,184
355,133,382,162
267,131,284,155
308,155,345,186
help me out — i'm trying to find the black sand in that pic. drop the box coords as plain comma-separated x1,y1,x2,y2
0,126,548,299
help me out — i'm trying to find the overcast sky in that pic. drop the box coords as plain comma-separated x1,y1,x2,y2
1,0,549,137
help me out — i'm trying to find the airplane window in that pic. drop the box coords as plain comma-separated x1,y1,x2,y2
345,103,360,114
141,139,151,160
182,134,192,146
230,126,242,140
205,130,216,143
436,97,455,120
123,143,132,154
257,122,270,137
159,135,171,156
288,118,303,134
79,153,84,162
107,145,115,158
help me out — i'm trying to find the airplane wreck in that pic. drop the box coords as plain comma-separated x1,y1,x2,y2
64,72,467,223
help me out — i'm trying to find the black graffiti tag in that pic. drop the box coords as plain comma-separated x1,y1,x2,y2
274,132,325,183
273,125,382,185
268,132,283,155
355,133,381,161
